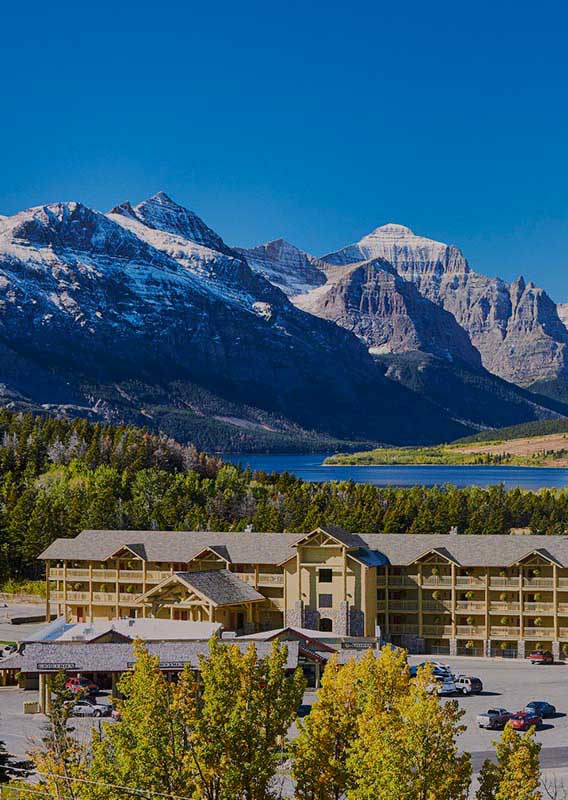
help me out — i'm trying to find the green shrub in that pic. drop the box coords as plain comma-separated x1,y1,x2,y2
465,641,474,650
499,592,507,601
466,616,474,625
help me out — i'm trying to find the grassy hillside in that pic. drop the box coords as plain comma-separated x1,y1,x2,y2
325,430,568,467
454,417,568,445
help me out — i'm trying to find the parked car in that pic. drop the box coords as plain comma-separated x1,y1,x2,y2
110,705,122,721
69,699,110,718
410,662,452,679
529,650,554,665
435,676,458,696
509,711,542,731
454,675,484,695
0,644,17,659
477,708,512,729
65,677,99,696
525,701,556,718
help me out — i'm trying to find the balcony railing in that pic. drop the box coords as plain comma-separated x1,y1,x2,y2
92,592,117,603
65,591,90,603
146,570,172,583
423,600,451,611
376,600,386,611
456,625,485,637
456,601,486,611
523,602,554,613
558,578,568,589
119,593,140,604
523,578,554,589
236,574,257,585
92,569,118,580
390,624,420,634
422,624,453,637
422,576,452,587
489,626,520,639
489,577,519,589
490,602,520,613
117,570,144,582
389,600,420,612
524,627,555,638
558,604,568,615
455,576,485,587
387,576,417,587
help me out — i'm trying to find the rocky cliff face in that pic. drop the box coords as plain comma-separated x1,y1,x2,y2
0,196,473,447
323,224,568,390
237,239,328,297
295,257,481,368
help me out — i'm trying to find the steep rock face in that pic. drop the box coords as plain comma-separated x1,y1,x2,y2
237,239,327,297
0,198,469,445
323,224,568,389
557,303,568,329
295,258,481,368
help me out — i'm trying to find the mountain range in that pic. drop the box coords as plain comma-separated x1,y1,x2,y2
0,193,566,452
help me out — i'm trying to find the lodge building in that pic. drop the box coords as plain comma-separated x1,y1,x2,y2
39,526,568,659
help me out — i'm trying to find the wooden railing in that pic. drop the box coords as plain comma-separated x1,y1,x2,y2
456,625,485,637
490,602,520,612
455,576,485,587
92,592,116,603
523,578,554,588
524,627,555,637
422,625,453,637
489,578,519,589
490,626,520,638
456,601,486,611
523,602,554,613
422,576,452,587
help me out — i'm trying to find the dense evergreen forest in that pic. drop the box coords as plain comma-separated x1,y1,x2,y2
1,409,568,583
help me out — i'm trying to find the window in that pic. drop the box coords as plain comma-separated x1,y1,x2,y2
319,568,333,583
319,593,333,608
319,618,333,632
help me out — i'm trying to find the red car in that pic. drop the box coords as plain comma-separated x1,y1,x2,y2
509,711,542,731
529,650,554,665
65,677,99,696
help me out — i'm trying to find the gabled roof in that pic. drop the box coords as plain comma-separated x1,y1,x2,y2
236,626,336,651
105,543,147,561
412,546,460,566
137,570,265,608
187,545,230,564
292,526,356,548
506,548,564,568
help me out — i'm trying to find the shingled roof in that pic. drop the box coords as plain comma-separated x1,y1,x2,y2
3,640,301,674
175,570,265,606
37,530,568,568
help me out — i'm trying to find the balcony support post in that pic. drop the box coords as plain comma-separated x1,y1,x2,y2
384,567,390,637
88,563,93,622
63,560,68,623
418,564,423,639
484,571,490,640
45,560,51,623
142,560,147,619
115,561,120,619
553,563,559,641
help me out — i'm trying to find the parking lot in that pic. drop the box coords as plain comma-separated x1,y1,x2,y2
2,655,568,787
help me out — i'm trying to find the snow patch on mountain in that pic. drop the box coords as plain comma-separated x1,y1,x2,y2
237,238,327,297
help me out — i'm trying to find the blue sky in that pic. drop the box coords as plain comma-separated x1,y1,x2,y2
2,0,568,299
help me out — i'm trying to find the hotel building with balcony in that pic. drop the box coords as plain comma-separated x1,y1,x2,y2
39,526,568,659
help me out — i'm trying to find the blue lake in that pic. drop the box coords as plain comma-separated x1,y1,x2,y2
224,453,568,489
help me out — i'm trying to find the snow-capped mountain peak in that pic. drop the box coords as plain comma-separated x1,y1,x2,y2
116,192,234,256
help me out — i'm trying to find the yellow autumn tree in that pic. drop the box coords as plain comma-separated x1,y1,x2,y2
293,646,411,800
477,722,542,800
347,664,471,800
177,636,305,800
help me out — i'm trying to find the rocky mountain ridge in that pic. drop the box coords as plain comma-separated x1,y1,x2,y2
0,194,478,449
322,223,568,393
